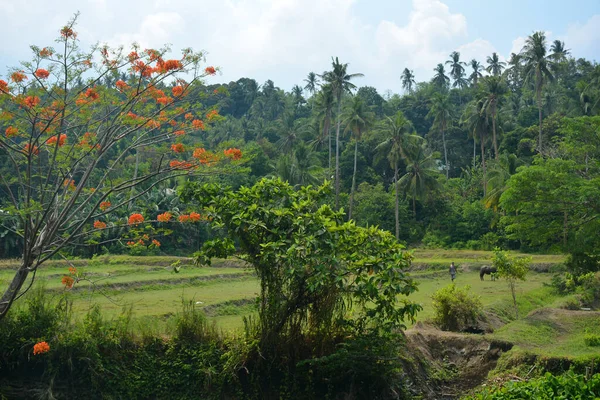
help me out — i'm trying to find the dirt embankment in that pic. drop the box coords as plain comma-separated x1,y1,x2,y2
405,323,513,399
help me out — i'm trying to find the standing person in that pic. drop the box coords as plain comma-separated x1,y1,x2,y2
449,262,457,282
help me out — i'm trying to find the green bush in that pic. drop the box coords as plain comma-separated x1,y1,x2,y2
584,333,600,347
463,371,600,399
431,284,483,331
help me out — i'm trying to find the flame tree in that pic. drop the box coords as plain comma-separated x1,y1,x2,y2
0,16,235,320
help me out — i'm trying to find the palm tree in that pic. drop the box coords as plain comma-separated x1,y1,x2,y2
276,111,301,153
398,145,441,217
342,96,375,220
484,153,520,211
505,53,522,90
291,85,305,110
469,59,484,87
461,98,490,172
321,57,364,209
550,40,569,62
486,52,506,76
427,94,453,179
446,51,467,88
521,31,554,153
478,76,507,160
401,68,416,94
375,112,421,239
303,72,320,96
431,64,450,90
313,85,335,178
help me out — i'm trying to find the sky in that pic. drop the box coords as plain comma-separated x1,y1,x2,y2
0,0,598,94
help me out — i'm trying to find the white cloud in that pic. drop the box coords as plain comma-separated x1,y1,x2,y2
561,15,600,59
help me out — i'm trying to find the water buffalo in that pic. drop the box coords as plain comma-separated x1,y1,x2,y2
480,266,498,281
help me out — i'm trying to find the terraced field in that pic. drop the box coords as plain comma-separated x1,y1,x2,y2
0,250,570,333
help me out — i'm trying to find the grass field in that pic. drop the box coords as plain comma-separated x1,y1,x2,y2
3,249,597,357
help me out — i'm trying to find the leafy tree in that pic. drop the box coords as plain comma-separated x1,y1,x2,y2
486,52,506,76
446,51,468,90
492,249,530,319
401,68,416,94
550,40,570,63
180,178,422,346
432,284,483,331
303,71,320,97
321,57,364,209
342,96,375,219
0,17,225,319
478,75,508,160
521,31,554,153
313,85,335,176
398,144,441,217
427,93,453,179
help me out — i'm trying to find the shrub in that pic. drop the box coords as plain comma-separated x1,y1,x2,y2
584,333,600,347
431,284,483,331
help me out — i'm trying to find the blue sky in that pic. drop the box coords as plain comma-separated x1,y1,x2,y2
0,0,598,94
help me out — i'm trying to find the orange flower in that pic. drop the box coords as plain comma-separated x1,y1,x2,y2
126,241,136,246
205,66,216,75
46,134,67,147
178,214,190,223
184,113,193,121
157,212,172,222
172,85,184,97
0,79,8,93
33,341,50,355
128,213,144,225
24,96,40,108
69,266,77,275
116,80,128,91
189,212,201,222
206,110,219,121
11,71,27,83
152,239,161,247
169,160,193,170
60,26,77,39
224,148,242,161
5,126,18,138
24,144,39,155
61,276,74,289
35,69,50,79
173,130,186,136
39,47,53,57
94,220,107,229
171,143,185,153
163,59,183,72
85,88,99,100
128,51,139,62
192,119,205,130
156,97,170,105
99,201,111,211
63,179,76,190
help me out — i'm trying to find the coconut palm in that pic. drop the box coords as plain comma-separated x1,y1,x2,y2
446,51,467,89
401,68,416,94
321,57,364,209
521,31,554,153
375,112,422,239
291,85,305,110
550,40,569,62
486,52,506,76
313,85,335,178
398,144,441,217
342,96,375,220
303,72,320,96
478,75,507,160
462,98,491,195
427,93,453,179
484,153,520,211
431,64,450,90
469,59,484,86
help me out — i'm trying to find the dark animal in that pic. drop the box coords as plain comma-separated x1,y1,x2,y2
480,266,498,281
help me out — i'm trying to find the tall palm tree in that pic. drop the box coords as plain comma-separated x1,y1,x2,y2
486,52,506,76
375,112,421,239
484,153,520,211
469,59,484,87
446,51,467,88
321,57,364,209
303,72,320,96
431,64,450,90
313,85,335,179
521,31,554,153
505,53,523,90
276,111,301,153
479,75,507,160
398,145,441,217
427,93,453,179
550,40,569,62
401,68,416,94
462,98,490,195
342,96,375,220
291,85,305,110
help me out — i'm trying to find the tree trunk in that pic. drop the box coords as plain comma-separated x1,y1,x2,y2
510,280,519,319
442,128,449,179
536,73,543,154
129,149,140,209
394,163,400,239
325,112,332,182
492,113,499,160
335,96,342,210
349,139,358,220
481,131,487,197
0,260,33,321
473,137,476,168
